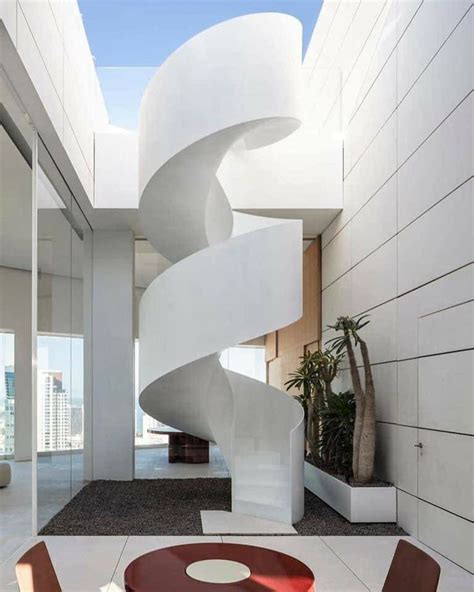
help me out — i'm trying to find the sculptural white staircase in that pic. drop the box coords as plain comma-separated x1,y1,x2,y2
138,14,305,524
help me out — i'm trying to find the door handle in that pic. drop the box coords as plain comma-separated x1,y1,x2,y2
414,442,423,449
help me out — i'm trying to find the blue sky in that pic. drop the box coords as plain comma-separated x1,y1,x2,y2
78,0,323,128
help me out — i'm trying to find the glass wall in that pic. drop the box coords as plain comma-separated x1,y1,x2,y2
0,123,33,547
1,101,91,540
0,332,15,456
36,139,90,530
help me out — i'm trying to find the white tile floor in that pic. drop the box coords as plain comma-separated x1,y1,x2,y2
201,510,297,534
0,535,472,592
0,461,32,563
134,444,229,479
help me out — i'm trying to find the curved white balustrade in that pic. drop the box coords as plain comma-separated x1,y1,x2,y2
138,14,305,524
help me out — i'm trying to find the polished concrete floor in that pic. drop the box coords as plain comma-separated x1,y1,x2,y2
0,535,472,591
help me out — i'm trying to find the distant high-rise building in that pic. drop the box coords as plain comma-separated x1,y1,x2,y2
4,366,15,455
38,371,70,452
70,405,83,450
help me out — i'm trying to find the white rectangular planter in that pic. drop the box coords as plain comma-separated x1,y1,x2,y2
304,461,397,523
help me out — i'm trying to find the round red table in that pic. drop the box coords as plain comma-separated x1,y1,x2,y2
124,543,315,591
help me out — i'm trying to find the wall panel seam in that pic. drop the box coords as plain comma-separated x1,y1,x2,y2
345,83,472,185
313,0,389,134
304,0,342,76
17,3,63,112
62,110,93,177
323,233,397,290
397,4,473,109
396,263,474,301
308,0,363,100
344,5,472,177
376,420,474,438
46,0,62,37
323,92,474,253
344,0,424,132
17,3,94,180
396,485,474,525
418,299,473,319
330,346,474,370
323,260,472,308
323,170,472,257
398,90,473,171
397,176,473,235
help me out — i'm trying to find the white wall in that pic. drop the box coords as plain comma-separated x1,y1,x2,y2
91,230,134,480
94,127,138,208
309,0,473,571
0,0,108,204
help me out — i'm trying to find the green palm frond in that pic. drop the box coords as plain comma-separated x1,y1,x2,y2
317,390,355,472
326,314,371,351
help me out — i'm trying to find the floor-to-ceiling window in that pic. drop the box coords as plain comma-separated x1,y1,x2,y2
36,139,90,530
0,332,15,457
0,123,33,553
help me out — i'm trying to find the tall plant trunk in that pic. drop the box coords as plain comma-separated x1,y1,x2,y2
307,397,320,463
324,380,332,403
357,339,375,483
303,383,310,456
344,332,365,482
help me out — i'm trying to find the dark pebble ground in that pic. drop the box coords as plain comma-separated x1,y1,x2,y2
39,478,405,537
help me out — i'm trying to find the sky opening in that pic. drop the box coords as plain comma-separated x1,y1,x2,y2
78,0,323,128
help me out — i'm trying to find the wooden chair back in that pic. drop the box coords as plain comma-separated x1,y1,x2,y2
15,542,61,592
383,540,441,592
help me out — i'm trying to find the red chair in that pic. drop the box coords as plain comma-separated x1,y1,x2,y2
15,542,61,592
383,540,441,592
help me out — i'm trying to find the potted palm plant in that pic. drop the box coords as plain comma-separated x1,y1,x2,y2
285,348,344,462
289,315,396,523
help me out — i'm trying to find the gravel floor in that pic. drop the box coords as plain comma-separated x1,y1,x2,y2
39,478,405,536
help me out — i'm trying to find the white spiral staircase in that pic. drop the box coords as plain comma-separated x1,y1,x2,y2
138,14,305,524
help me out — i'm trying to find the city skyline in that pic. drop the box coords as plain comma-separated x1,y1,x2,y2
1,333,84,455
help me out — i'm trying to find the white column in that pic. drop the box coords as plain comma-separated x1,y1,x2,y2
90,230,134,480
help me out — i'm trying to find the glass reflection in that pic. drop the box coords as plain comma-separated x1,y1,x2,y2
37,163,72,529
0,124,33,547
36,141,89,530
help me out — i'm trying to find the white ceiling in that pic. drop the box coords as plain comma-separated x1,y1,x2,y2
236,208,341,239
